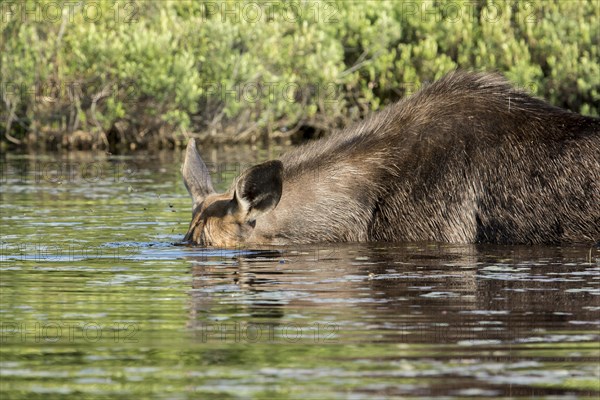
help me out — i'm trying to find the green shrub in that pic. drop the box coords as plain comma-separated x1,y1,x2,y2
1,0,598,149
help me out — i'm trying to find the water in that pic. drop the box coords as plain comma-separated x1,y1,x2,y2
1,150,598,399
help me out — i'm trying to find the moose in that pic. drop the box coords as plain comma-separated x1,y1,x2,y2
182,71,599,247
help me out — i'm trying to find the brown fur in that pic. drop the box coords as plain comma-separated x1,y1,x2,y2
182,71,600,247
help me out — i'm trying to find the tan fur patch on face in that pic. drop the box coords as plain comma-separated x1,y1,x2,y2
185,193,249,247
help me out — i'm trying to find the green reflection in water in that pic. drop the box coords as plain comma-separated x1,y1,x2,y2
1,151,599,399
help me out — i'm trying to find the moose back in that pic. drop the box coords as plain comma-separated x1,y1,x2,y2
182,71,599,247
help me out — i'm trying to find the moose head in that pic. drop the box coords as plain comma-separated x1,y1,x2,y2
182,139,283,247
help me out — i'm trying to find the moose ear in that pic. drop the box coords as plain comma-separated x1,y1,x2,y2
182,139,214,209
234,160,283,220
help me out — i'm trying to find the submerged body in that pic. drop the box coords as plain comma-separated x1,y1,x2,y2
182,71,600,247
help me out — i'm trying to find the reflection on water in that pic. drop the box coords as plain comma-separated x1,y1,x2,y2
1,152,599,398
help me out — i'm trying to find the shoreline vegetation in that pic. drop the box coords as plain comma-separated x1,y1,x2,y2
1,0,598,152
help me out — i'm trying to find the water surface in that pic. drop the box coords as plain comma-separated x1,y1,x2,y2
1,150,598,399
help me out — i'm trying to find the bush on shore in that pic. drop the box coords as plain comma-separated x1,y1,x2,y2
1,0,598,150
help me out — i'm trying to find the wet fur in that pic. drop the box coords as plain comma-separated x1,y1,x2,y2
185,71,600,245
